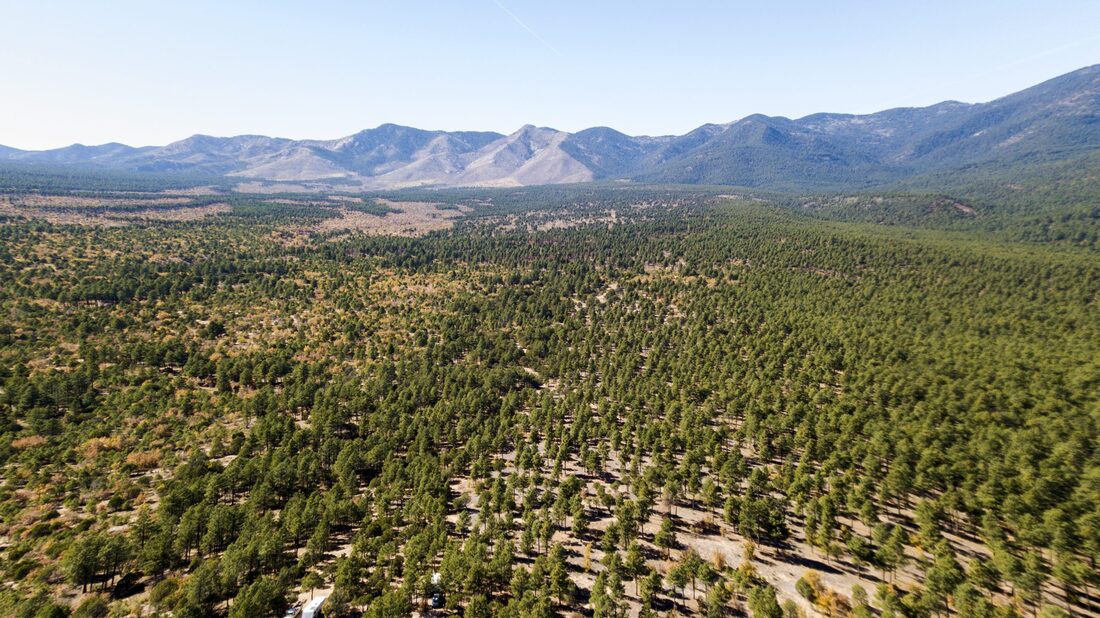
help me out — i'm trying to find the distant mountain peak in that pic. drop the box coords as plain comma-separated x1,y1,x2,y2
1,65,1098,190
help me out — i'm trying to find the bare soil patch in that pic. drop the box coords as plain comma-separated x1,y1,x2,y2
0,196,230,226
315,200,468,237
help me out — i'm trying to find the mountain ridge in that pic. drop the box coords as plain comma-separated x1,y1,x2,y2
3,64,1099,191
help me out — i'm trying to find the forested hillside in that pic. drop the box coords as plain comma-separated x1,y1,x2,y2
0,188,1096,617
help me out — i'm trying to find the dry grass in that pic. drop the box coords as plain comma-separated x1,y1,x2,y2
124,450,162,471
125,203,231,222
78,436,124,459
233,181,363,194
0,195,230,226
314,199,468,237
10,436,47,450
10,195,193,208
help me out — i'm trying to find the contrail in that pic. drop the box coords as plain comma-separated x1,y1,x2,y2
491,0,564,57
884,32,1100,108
989,32,1100,72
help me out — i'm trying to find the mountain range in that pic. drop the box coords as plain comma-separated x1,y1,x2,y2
2,65,1099,192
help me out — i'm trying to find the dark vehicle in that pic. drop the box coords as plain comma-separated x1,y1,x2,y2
431,592,444,609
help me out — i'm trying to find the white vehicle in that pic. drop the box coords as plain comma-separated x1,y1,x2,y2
302,596,326,618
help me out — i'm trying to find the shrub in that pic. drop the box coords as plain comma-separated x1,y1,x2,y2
149,578,180,609
795,576,816,601
781,599,804,618
72,595,108,618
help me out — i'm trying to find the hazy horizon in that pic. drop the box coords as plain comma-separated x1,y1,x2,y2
2,0,1099,150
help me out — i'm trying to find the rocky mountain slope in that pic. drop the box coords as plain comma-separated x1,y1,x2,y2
2,64,1098,191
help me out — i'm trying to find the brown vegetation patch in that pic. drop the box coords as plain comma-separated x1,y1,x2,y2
78,436,124,459
10,195,192,208
0,195,231,226
11,435,47,450
124,450,162,471
121,203,232,222
233,181,360,194
314,200,467,237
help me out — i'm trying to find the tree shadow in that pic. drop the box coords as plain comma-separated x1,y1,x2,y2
779,552,845,576
111,572,145,599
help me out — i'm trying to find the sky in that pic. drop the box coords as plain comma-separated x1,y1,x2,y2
2,1,1099,150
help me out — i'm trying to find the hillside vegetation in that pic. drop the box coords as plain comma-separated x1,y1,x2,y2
0,187,1096,616
2,65,1098,193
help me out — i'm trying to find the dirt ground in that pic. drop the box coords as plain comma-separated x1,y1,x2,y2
313,200,468,237
0,196,230,226
1,192,468,237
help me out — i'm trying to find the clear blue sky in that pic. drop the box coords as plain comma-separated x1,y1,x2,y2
2,1,1099,149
